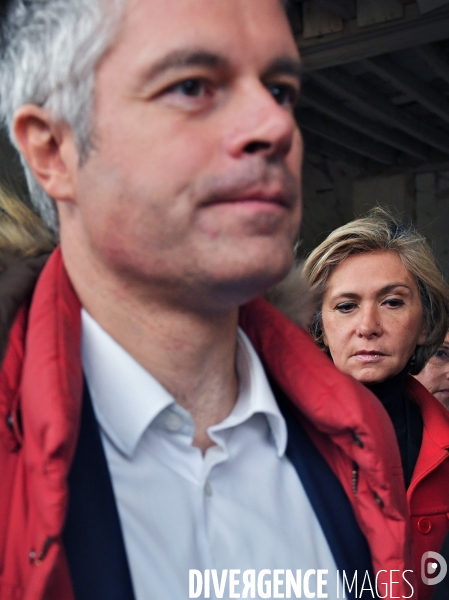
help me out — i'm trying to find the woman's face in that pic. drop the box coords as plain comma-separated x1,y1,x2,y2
415,333,449,409
321,250,426,385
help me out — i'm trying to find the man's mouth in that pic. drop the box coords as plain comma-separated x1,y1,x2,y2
197,164,300,212
202,186,294,210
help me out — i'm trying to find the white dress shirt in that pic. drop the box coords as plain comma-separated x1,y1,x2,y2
82,309,339,600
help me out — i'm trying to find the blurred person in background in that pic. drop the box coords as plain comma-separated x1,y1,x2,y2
0,184,54,271
303,208,449,600
415,331,449,410
0,184,55,359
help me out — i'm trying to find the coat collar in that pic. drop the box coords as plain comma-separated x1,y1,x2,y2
20,248,82,539
240,297,406,518
4,248,406,547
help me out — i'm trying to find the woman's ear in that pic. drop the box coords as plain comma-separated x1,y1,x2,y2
13,105,79,203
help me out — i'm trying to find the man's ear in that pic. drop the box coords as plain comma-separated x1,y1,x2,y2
13,105,79,202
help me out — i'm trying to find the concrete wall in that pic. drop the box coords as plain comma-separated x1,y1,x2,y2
300,157,361,256
300,164,449,281
352,173,415,219
415,171,449,279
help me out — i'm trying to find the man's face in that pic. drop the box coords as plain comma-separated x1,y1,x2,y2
71,0,303,311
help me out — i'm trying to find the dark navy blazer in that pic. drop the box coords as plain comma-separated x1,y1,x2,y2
63,383,373,600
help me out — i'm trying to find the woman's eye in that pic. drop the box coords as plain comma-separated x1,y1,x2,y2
383,298,404,308
435,348,449,361
335,302,356,313
269,83,299,108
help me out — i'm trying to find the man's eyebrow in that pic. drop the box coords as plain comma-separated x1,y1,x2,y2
137,51,303,89
137,49,230,85
262,57,303,81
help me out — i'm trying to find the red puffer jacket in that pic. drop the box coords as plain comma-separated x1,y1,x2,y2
0,249,413,599
405,376,449,600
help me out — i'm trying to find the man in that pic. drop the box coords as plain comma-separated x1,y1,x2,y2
0,1,412,599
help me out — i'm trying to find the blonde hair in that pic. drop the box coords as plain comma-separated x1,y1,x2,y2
0,186,55,272
303,207,449,374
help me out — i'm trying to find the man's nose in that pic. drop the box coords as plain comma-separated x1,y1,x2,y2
225,82,299,160
356,305,383,338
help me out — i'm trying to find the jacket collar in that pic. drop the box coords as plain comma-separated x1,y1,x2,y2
239,298,405,518
20,248,82,540
4,248,405,534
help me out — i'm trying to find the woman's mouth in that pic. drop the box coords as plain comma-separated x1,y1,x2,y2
354,351,387,363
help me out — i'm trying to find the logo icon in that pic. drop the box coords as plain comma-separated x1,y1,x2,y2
421,551,447,585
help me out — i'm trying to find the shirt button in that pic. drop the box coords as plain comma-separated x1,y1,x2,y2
165,412,184,432
418,517,432,534
204,481,213,497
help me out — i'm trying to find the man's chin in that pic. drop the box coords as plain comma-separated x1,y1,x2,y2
217,261,295,309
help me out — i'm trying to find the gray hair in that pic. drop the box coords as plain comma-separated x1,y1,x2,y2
0,0,125,234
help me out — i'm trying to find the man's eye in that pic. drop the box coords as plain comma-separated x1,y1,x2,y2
335,302,356,313
269,83,299,107
168,79,209,97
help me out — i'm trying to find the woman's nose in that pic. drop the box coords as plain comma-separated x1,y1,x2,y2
356,306,382,338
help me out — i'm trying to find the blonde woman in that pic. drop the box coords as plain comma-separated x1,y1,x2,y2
0,185,54,360
0,185,55,272
304,208,449,600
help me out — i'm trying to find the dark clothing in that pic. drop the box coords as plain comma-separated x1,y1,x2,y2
367,369,423,488
63,382,374,600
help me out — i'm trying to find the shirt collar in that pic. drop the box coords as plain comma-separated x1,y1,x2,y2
81,310,287,458
81,308,174,457
211,328,287,456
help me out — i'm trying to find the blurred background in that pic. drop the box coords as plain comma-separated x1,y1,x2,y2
288,0,449,277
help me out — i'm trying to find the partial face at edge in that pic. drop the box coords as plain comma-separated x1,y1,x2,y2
68,0,303,311
321,251,426,385
415,333,449,409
